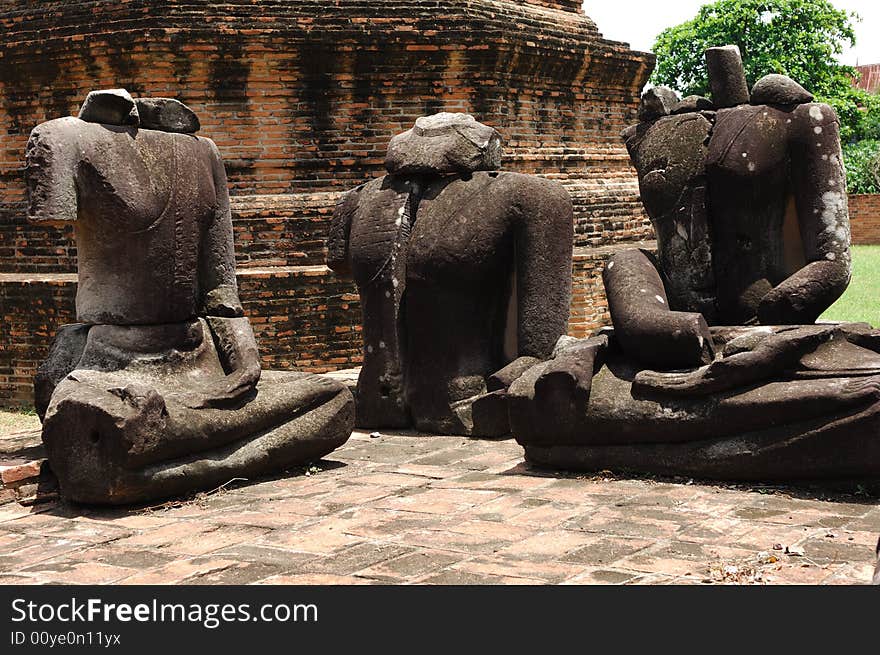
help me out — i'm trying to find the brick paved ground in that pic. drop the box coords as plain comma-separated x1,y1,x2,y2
1,425,878,585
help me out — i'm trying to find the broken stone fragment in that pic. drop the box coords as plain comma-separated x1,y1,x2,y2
385,112,502,175
136,97,201,133
671,95,714,115
638,86,679,122
78,88,139,126
705,45,751,108
750,74,814,106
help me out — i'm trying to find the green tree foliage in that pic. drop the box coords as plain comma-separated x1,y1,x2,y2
650,0,880,189
844,139,880,194
652,0,857,100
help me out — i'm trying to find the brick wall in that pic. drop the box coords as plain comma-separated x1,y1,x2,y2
849,194,880,245
0,269,362,406
854,64,880,94
0,0,654,406
1,243,651,406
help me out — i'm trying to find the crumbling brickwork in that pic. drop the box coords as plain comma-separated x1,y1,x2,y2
0,0,654,406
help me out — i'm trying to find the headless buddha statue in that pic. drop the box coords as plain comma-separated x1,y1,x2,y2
328,113,574,436
29,89,354,504
508,47,880,481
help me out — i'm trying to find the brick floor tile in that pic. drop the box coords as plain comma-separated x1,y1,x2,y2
117,557,240,584
841,507,880,532
834,529,880,547
420,568,544,585
60,546,177,571
442,556,581,584
0,535,91,572
378,464,450,479
433,471,557,493
0,502,58,524
498,530,598,560
824,561,875,585
256,522,362,554
212,544,320,570
763,562,840,585
354,549,464,582
21,560,136,584
464,495,540,523
443,518,534,542
393,527,511,555
210,506,322,530
508,503,584,528
348,472,432,489
561,535,653,567
729,522,817,552
78,512,178,531
561,568,642,585
14,516,135,544
334,508,440,540
302,542,413,576
795,535,876,565
371,488,503,515
256,573,376,585
188,561,288,585
675,517,751,544
563,508,685,539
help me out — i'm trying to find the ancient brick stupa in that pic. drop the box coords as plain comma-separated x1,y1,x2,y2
0,0,653,406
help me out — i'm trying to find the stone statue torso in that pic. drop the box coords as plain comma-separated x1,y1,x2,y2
707,104,803,323
30,117,218,325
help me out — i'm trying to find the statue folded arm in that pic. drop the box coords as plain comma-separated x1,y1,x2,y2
190,138,261,408
758,103,852,325
603,248,714,370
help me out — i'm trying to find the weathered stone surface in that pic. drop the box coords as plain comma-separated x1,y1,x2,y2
135,97,200,133
750,74,814,106
509,47,872,483
27,91,354,504
638,86,679,121
34,323,89,419
604,249,713,370
329,114,573,436
707,100,850,324
77,89,139,126
705,45,750,108
623,108,717,322
385,113,502,175
514,324,880,480
43,369,354,504
671,95,714,114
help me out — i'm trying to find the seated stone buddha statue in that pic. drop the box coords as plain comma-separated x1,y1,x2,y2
28,89,354,504
508,47,880,481
328,113,574,437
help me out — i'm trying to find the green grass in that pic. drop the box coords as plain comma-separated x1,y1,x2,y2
820,245,880,326
0,407,41,436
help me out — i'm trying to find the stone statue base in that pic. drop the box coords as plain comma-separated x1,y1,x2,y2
509,324,880,481
38,321,354,505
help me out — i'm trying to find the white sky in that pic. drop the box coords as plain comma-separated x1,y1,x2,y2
584,0,880,65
